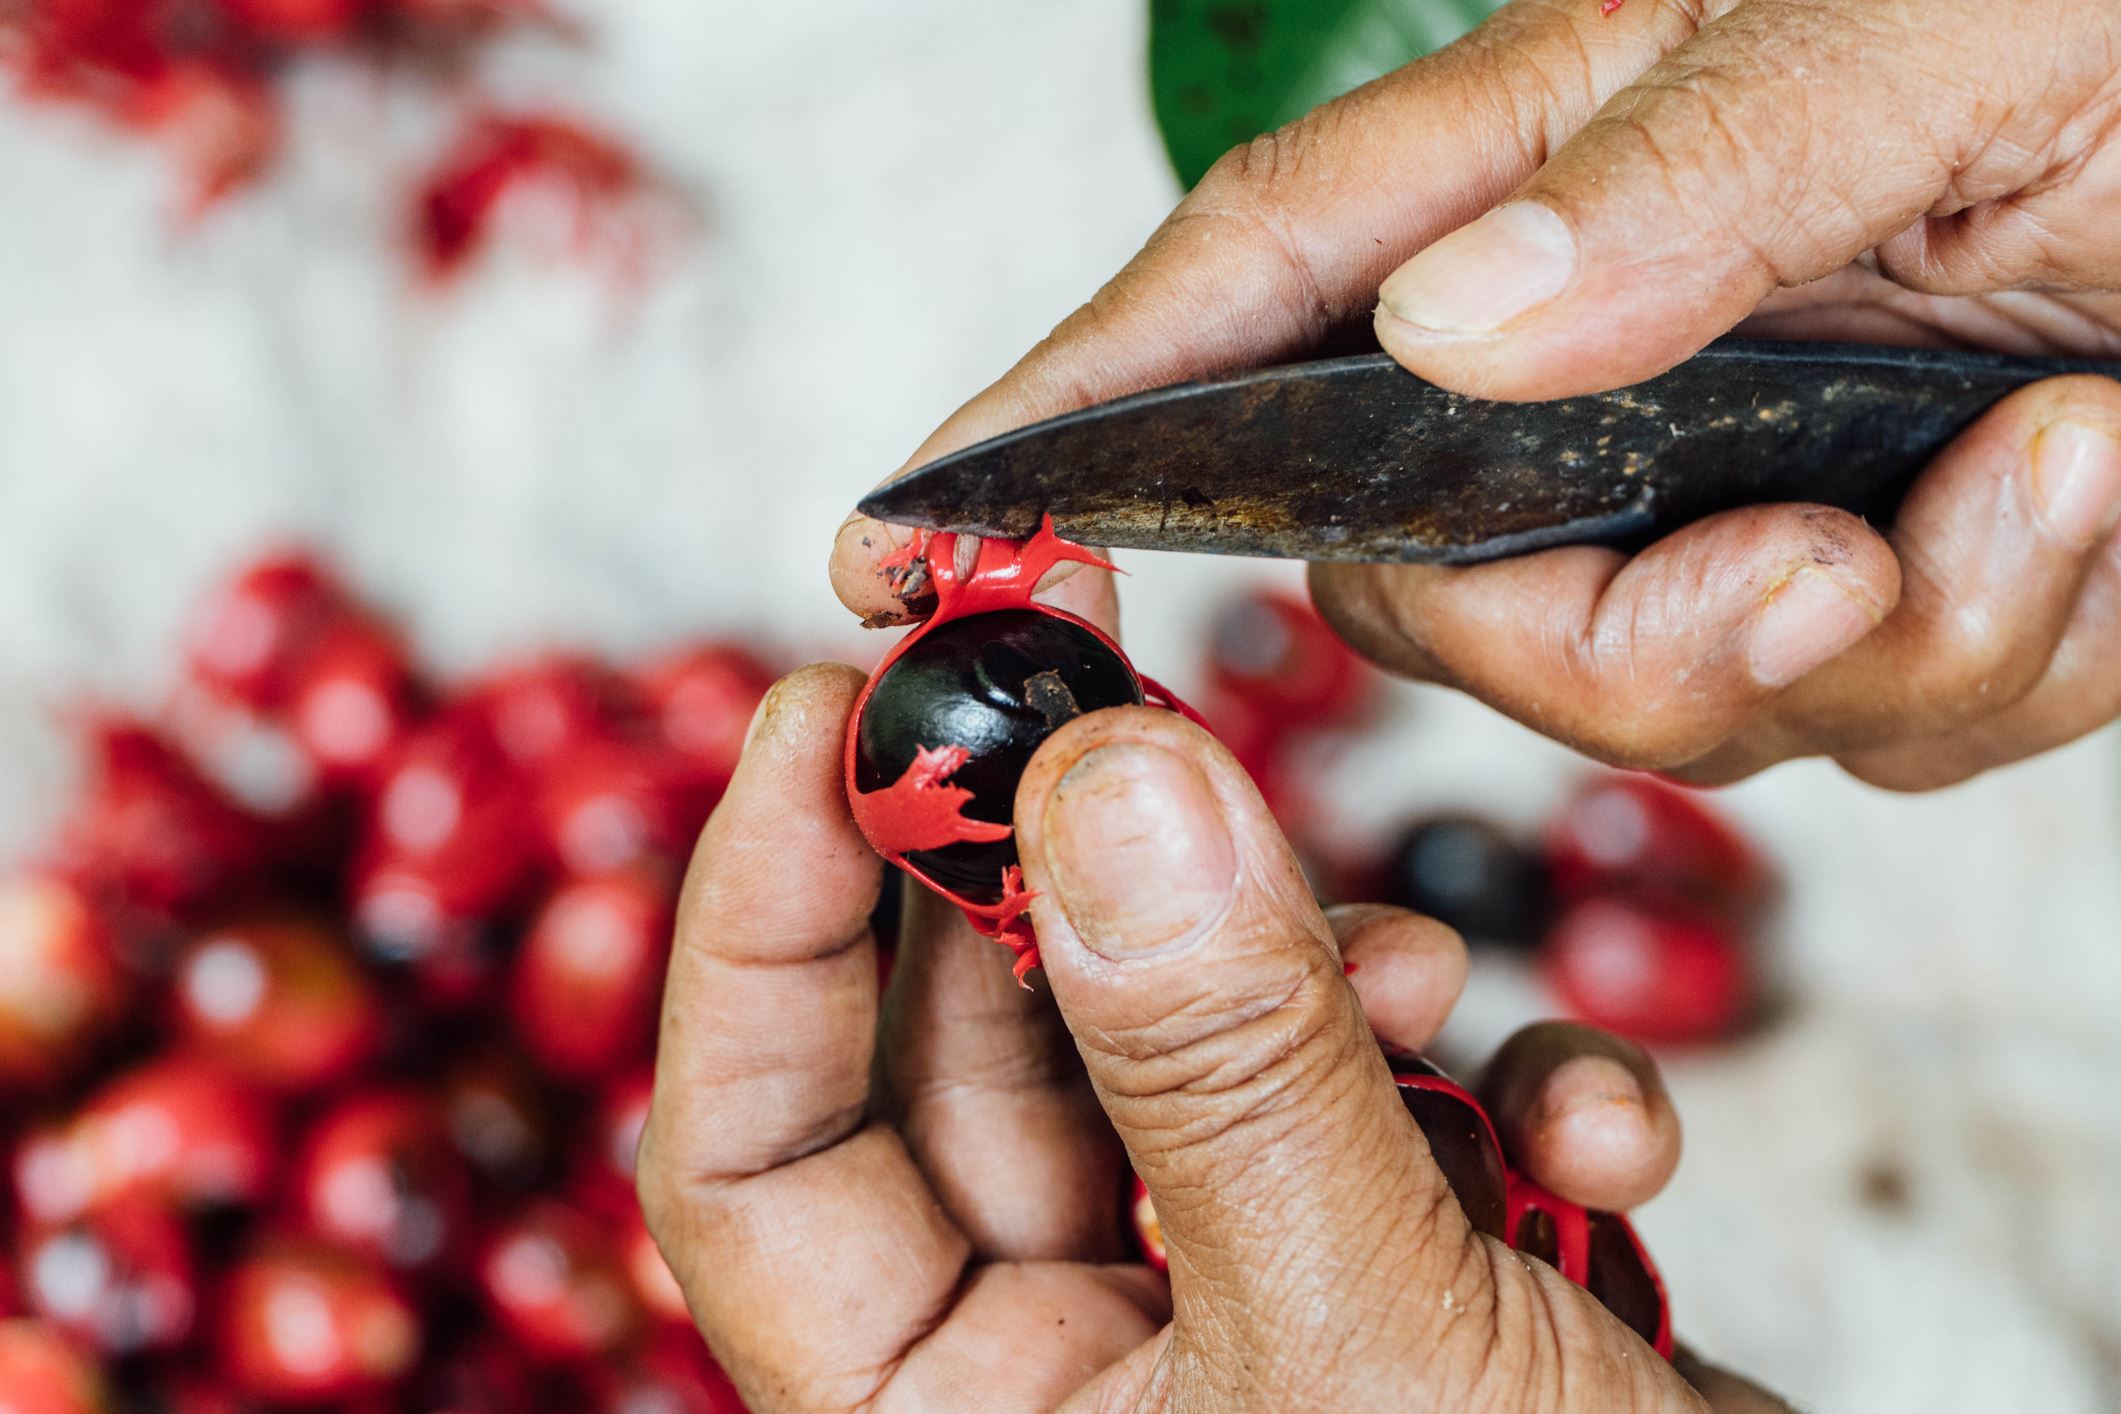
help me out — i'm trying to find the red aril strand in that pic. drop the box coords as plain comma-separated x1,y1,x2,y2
0,873,129,1088
1544,774,1770,913
19,1198,199,1357
16,1055,277,1224
219,1242,421,1403
506,870,670,1083
0,1317,113,1414
1541,894,1756,1047
293,1092,474,1276
477,1200,639,1361
170,914,381,1091
413,112,652,282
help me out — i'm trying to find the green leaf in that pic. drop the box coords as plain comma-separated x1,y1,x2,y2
1149,0,1505,190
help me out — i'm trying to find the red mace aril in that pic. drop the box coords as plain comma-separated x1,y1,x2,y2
1390,1057,1509,1241
414,112,649,281
171,914,381,1091
1506,1175,1671,1357
294,1092,473,1275
181,552,345,714
210,0,367,41
60,719,269,914
20,1198,199,1357
220,1242,421,1403
507,871,670,1082
0,873,128,1088
637,642,777,788
533,737,712,877
1540,894,1755,1047
0,1318,114,1414
362,711,534,921
848,520,1198,983
478,1201,640,1360
1544,774,1770,912
1203,589,1372,731
130,62,281,217
286,615,422,791
17,1055,277,1224
1129,1176,1166,1273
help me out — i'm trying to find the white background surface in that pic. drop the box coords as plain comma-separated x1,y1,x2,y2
2,3,2118,1407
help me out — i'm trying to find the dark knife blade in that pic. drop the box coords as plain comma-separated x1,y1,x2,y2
858,340,2121,564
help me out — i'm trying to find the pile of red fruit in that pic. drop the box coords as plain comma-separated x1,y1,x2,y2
1195,587,1774,1049
0,551,770,1409
1377,775,1773,1046
1,0,651,277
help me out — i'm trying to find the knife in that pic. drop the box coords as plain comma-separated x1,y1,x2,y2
858,340,2121,565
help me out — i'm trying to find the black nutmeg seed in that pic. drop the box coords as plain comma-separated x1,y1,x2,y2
854,609,1142,902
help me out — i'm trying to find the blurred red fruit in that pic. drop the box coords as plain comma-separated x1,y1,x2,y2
508,872,669,1082
1541,895,1755,1046
287,615,422,791
1204,590,1372,731
1129,1175,1166,1273
0,873,128,1087
462,657,635,772
361,711,533,921
220,1243,420,1403
589,1327,748,1413
637,643,775,787
478,1201,639,1361
414,112,647,280
0,1318,112,1413
17,1055,276,1224
172,914,380,1091
211,0,366,40
132,63,281,214
404,1331,547,1413
20,1199,198,1357
1544,775,1770,911
294,1093,473,1275
534,738,712,876
166,684,323,823
181,553,343,713
574,1069,652,1217
60,720,269,913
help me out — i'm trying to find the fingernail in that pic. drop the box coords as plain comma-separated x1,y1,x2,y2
1539,1054,1646,1122
2031,420,2121,548
1377,202,1577,336
1748,568,1879,689
1043,743,1236,961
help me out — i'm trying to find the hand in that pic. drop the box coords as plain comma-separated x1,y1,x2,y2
831,0,2121,789
635,663,1782,1411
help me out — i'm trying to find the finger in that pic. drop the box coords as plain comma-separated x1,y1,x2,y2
874,557,1129,1261
830,0,1724,623
636,664,968,1409
1011,707,1482,1384
1375,0,2121,399
1311,505,1899,770
1835,526,2121,791
1674,1347,1802,1414
1329,903,1469,1055
1670,379,2121,781
1476,1023,1680,1213
877,890,1124,1260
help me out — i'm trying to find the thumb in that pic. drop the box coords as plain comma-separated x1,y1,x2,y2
1374,0,2082,400
1011,707,1477,1372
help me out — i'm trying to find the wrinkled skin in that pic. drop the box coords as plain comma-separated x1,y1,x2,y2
637,661,1789,1412
832,0,2121,793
